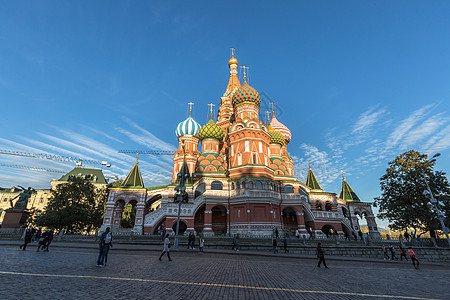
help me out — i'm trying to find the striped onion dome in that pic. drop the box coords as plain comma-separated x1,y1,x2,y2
268,125,286,146
270,115,292,144
175,115,201,137
232,78,261,106
198,116,225,141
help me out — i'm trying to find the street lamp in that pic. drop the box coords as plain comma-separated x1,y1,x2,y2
173,141,189,250
423,153,450,247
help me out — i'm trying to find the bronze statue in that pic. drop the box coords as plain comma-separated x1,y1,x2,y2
10,186,35,209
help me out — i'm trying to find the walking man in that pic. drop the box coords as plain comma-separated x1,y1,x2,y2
159,233,172,261
399,244,408,261
316,243,329,268
19,228,33,250
382,245,390,260
187,232,193,249
97,227,112,267
389,244,398,260
272,238,278,254
408,247,420,270
283,237,289,253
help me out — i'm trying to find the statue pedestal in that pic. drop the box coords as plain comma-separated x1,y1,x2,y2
2,209,30,228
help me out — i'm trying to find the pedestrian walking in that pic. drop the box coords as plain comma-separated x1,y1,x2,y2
408,247,420,270
275,228,279,239
382,245,390,260
272,238,278,254
19,229,33,250
159,233,172,261
187,232,194,249
232,234,239,251
295,229,300,239
307,227,314,240
44,229,54,251
399,245,408,261
198,236,204,254
97,227,113,267
316,243,329,268
283,237,289,253
37,230,49,252
389,244,398,260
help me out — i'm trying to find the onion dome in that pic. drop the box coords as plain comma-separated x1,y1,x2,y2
228,56,238,66
268,125,285,146
232,78,261,106
175,114,201,137
270,115,292,144
198,116,225,141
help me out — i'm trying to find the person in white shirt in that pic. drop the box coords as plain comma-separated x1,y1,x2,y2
159,233,172,261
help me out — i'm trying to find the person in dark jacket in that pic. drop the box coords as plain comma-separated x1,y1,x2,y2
272,238,278,254
37,230,49,252
316,243,329,268
283,237,289,253
44,229,54,251
399,245,408,261
97,227,113,267
19,229,33,250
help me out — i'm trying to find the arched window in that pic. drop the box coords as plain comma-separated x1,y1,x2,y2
284,185,294,193
325,202,332,211
248,181,253,189
231,183,235,190
242,181,246,189
236,182,240,190
315,201,322,210
255,181,262,189
195,183,206,198
211,181,223,190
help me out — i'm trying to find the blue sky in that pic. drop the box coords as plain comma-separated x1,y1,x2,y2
1,1,450,227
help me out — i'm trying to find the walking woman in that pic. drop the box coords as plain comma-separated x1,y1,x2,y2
159,234,172,261
408,247,420,270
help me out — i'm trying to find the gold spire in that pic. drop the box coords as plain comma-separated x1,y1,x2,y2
228,48,238,67
188,102,194,116
265,111,271,125
208,103,215,118
308,160,311,169
341,170,345,180
270,102,276,115
240,65,249,81
136,153,139,164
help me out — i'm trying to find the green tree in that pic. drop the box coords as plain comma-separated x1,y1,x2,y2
35,175,108,232
120,203,136,228
374,150,450,237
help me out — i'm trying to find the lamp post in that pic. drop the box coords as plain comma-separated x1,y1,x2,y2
423,153,450,247
173,141,188,250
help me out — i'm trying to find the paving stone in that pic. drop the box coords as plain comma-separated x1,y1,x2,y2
0,245,448,299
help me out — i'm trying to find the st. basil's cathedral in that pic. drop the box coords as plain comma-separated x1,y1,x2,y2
100,53,380,239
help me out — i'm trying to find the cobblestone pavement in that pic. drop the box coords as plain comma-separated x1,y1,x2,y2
0,245,448,300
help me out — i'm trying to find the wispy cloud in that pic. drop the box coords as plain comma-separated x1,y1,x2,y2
352,105,387,134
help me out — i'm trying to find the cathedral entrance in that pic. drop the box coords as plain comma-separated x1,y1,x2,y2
211,205,227,235
282,207,298,235
194,205,205,234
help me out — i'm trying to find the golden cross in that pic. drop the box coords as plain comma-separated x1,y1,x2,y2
341,170,345,180
269,102,276,114
208,103,215,116
230,48,236,57
265,111,271,124
240,65,249,77
187,102,194,115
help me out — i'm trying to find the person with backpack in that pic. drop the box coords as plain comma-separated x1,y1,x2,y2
97,227,113,267
159,233,172,261
408,247,420,270
389,244,398,260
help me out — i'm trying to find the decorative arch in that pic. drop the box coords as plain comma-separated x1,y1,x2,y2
211,181,223,190
211,205,227,235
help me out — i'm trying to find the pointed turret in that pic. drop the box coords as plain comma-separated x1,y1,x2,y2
339,172,360,202
305,163,322,191
121,156,144,188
